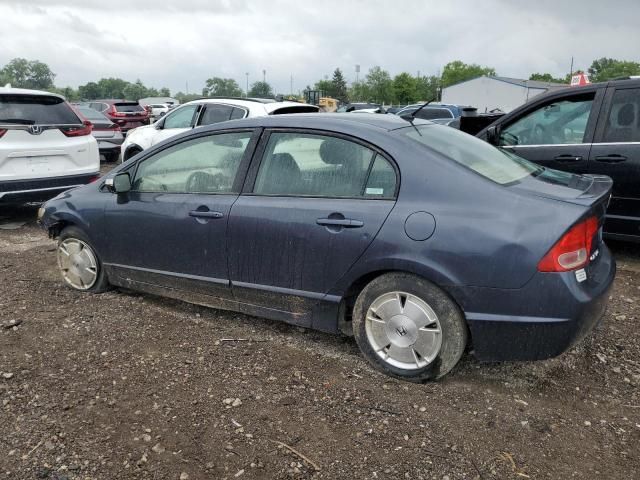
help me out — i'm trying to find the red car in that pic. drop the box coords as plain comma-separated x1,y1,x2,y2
85,99,149,134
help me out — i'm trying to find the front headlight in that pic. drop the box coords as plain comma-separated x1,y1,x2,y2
37,207,45,222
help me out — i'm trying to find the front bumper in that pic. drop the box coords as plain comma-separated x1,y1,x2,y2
449,244,616,362
0,173,99,204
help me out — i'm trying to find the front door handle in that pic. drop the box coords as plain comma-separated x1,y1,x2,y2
316,218,364,228
189,210,224,219
595,154,627,163
554,154,583,162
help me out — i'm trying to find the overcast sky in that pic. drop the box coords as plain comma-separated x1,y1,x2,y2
1,0,639,95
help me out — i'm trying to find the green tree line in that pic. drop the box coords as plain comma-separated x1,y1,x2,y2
2,57,639,105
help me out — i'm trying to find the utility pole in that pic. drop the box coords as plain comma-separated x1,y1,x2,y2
355,64,360,84
569,56,574,80
245,72,249,97
290,74,293,96
263,69,266,84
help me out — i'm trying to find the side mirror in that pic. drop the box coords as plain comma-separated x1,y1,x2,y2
155,120,164,130
105,172,131,193
486,125,501,146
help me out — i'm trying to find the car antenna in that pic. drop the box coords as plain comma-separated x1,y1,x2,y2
400,98,436,136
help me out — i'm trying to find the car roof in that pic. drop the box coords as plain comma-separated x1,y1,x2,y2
201,112,429,132
0,86,65,99
184,97,319,113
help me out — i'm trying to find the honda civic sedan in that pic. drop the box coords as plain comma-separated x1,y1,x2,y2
39,114,616,381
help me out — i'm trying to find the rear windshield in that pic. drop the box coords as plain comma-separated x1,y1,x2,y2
77,106,109,122
0,95,80,124
271,106,319,115
402,124,543,185
114,103,144,112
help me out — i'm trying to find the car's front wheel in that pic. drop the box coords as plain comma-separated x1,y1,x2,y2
352,273,467,382
56,226,110,293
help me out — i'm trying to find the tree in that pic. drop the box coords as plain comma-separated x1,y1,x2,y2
529,73,566,84
174,92,202,104
248,81,273,98
159,87,171,97
441,60,496,88
313,79,334,96
365,66,393,104
204,77,243,97
0,58,55,89
78,82,101,100
348,81,371,102
415,75,440,102
331,68,348,103
392,72,417,105
123,79,148,101
588,57,640,82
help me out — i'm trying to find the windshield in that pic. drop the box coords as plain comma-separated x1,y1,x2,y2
114,102,144,112
0,95,80,124
403,124,543,185
77,106,109,122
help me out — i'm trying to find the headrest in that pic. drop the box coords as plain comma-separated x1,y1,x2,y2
319,138,360,165
618,103,635,127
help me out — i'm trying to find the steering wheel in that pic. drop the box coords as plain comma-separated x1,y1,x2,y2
186,171,227,192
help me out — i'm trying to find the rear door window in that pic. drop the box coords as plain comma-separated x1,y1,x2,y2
230,107,247,120
414,108,454,120
253,132,396,198
601,88,640,143
199,104,234,125
500,94,595,146
0,95,80,124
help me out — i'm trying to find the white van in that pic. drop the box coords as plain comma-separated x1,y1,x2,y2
0,86,100,205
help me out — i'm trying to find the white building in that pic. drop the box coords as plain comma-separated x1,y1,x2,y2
441,76,567,113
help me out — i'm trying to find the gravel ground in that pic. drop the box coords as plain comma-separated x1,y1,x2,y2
0,197,638,479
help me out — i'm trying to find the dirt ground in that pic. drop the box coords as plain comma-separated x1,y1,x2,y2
0,189,638,479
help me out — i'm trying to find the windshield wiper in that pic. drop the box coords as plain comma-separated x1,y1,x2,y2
0,118,36,125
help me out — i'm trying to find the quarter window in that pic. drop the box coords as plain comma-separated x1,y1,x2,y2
132,132,252,194
163,104,198,129
500,95,595,146
253,132,395,198
602,88,640,143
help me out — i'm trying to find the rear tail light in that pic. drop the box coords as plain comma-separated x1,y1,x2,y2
60,120,93,137
88,175,100,183
108,106,127,118
538,216,599,272
0,129,6,138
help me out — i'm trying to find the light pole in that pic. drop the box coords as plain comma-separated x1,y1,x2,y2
355,64,360,84
245,72,249,97
263,69,266,84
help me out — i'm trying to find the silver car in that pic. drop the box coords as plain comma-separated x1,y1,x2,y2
76,105,124,162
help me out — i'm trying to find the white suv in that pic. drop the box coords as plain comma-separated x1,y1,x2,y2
121,98,319,162
0,86,100,204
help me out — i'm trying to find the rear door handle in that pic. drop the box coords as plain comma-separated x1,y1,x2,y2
316,218,364,228
189,210,224,219
554,154,583,162
595,154,627,163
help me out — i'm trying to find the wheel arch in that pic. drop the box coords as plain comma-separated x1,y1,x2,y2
336,261,466,336
123,143,144,161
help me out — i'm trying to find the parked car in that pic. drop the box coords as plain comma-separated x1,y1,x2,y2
147,103,170,120
75,105,123,163
40,113,615,381
397,104,468,122
120,97,319,162
0,86,100,205
478,77,640,242
86,100,150,134
337,102,382,113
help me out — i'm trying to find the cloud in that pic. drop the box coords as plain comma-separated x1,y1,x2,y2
0,0,638,95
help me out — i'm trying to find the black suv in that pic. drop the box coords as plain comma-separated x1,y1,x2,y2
478,77,640,241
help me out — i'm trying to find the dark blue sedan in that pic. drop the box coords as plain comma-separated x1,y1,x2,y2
39,114,616,381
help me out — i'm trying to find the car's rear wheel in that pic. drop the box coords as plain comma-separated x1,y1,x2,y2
352,272,467,382
56,226,110,293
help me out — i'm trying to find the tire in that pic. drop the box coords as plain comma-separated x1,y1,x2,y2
352,272,467,382
56,226,110,293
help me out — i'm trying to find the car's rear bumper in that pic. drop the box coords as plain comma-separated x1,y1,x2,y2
0,173,100,204
449,244,616,362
